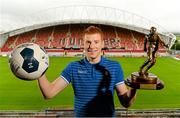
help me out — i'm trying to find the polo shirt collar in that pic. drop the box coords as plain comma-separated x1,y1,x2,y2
84,56,105,66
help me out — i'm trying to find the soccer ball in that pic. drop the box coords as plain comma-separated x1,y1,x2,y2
9,43,49,80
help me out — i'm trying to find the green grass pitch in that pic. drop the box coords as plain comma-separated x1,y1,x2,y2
0,56,180,110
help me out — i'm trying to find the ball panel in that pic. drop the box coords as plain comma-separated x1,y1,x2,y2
33,44,49,74
22,57,39,73
20,47,34,58
11,47,25,67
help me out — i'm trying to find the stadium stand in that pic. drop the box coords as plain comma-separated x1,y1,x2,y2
1,24,167,54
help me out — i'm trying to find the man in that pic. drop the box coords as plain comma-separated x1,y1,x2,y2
139,27,168,79
38,26,137,117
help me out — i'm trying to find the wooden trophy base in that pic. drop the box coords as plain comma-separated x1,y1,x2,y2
125,72,164,90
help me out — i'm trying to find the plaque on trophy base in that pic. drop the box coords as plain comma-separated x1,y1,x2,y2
125,72,164,90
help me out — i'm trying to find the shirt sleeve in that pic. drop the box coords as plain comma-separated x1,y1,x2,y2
60,62,73,84
115,62,124,86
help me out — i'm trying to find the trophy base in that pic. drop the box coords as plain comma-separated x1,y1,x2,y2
125,72,164,90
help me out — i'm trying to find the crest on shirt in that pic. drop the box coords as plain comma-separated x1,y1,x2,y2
78,69,87,74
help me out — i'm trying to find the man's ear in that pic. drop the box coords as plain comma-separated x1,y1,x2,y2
102,40,105,48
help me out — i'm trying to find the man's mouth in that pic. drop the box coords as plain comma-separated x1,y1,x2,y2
87,50,97,53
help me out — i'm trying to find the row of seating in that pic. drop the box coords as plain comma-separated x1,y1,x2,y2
1,24,166,52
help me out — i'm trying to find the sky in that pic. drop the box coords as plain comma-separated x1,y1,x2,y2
0,0,180,33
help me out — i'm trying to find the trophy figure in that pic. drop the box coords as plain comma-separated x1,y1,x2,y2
125,27,169,90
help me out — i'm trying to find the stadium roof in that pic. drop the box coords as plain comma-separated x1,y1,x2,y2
1,5,176,47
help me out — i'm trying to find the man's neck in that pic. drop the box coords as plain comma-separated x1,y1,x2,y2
87,56,101,64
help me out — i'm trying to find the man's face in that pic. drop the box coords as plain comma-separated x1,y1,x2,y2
84,33,104,60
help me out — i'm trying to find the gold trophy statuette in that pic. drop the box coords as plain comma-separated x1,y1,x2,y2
125,27,169,90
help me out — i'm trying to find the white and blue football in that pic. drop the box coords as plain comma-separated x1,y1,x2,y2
9,43,49,80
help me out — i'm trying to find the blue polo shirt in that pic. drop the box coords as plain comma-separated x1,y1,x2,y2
61,56,124,117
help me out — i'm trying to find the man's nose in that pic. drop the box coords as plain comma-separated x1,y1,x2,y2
89,42,95,48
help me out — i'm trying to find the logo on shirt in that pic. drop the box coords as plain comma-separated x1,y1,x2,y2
78,69,87,74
